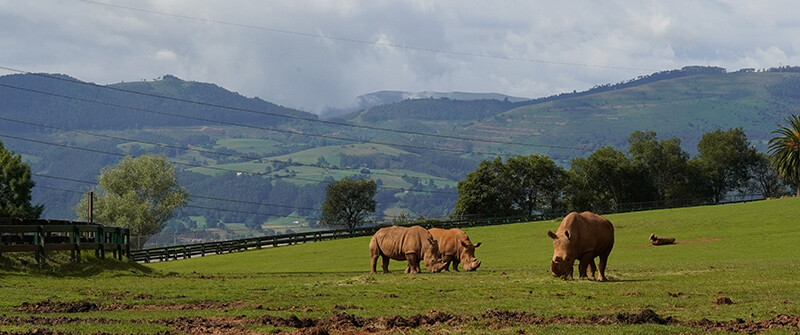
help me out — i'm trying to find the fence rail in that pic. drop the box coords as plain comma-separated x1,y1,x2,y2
130,194,768,264
0,220,130,263
129,215,540,263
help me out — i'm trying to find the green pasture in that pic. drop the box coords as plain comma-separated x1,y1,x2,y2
214,138,281,156
1,198,799,334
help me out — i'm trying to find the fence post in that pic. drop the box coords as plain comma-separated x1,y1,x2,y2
35,225,44,263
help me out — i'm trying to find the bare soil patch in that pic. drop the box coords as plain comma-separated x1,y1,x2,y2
4,303,800,334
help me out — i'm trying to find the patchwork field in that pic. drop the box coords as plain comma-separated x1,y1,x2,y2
1,197,799,334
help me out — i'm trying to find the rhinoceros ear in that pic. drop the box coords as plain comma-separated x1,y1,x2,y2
474,242,482,248
547,231,558,239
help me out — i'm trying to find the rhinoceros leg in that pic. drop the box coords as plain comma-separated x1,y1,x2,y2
381,255,391,274
406,253,420,273
587,258,598,280
451,258,460,272
578,256,590,279
597,253,609,282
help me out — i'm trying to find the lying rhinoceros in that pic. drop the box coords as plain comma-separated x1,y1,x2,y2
428,228,482,271
370,225,447,274
547,211,614,281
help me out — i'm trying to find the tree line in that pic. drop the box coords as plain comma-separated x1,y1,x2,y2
452,127,793,219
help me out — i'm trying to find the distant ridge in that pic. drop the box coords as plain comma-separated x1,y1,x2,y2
0,73,316,132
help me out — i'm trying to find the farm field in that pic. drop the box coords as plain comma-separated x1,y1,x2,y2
1,198,800,334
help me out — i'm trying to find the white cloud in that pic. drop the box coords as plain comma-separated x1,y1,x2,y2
3,0,800,113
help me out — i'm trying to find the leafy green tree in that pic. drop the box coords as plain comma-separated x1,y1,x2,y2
566,146,637,213
627,130,689,201
503,154,567,215
0,141,43,218
453,157,509,218
694,128,759,203
320,177,377,232
750,153,788,198
768,115,800,196
76,155,188,249
454,155,566,218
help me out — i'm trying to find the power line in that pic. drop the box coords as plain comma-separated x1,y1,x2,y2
0,67,590,154
3,133,456,195
0,115,454,183
73,0,658,73
34,173,444,221
32,173,318,212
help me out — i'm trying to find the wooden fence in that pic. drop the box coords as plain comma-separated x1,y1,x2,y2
129,215,538,263
0,218,130,263
129,193,767,264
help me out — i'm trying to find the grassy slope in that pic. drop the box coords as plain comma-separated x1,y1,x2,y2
469,72,799,157
1,198,799,334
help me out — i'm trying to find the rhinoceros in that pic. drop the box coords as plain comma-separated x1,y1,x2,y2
428,228,482,271
369,225,447,274
547,211,614,281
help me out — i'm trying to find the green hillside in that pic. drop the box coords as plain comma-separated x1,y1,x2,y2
6,66,800,234
468,71,800,158
2,199,798,334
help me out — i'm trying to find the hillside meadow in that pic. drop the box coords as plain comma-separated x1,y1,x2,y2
1,197,799,334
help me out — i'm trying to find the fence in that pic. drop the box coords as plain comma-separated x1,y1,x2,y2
0,218,130,263
130,193,769,264
128,214,540,263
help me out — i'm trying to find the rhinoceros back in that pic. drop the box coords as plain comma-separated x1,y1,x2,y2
558,211,614,257
370,226,427,261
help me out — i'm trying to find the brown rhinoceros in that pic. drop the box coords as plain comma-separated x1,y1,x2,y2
370,225,447,274
428,228,482,271
547,211,614,281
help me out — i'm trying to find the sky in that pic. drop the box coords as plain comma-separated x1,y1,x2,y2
3,0,800,115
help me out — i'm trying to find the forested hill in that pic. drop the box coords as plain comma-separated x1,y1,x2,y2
0,73,315,132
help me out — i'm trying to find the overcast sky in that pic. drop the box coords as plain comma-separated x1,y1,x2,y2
2,1,800,114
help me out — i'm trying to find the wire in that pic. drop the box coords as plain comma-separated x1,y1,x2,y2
35,174,446,221
0,67,590,154
0,114,454,183
31,173,320,212
0,132,458,195
73,0,657,73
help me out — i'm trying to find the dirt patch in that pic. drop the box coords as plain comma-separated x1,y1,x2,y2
13,300,100,314
4,308,799,334
715,297,735,305
14,299,250,313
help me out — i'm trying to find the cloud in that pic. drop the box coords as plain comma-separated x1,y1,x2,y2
2,1,800,113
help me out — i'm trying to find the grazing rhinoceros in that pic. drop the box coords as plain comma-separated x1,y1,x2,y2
547,211,614,281
370,225,447,274
428,228,482,271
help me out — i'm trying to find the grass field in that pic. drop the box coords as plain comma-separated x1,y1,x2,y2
1,198,799,334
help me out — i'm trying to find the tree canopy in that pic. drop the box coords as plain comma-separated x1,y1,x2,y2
75,154,188,248
453,155,566,218
320,177,377,232
0,141,43,219
768,114,800,196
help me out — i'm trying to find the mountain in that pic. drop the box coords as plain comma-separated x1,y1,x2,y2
319,90,529,118
0,73,316,132
3,66,800,239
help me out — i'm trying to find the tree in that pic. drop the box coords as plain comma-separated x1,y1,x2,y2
75,155,188,249
454,155,567,218
566,146,638,213
0,141,43,218
695,128,758,203
627,130,690,201
320,177,376,232
453,157,509,218
502,155,567,215
768,114,800,196
749,153,788,198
